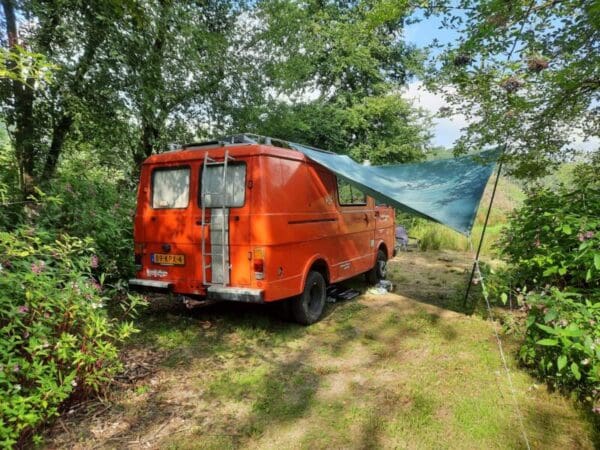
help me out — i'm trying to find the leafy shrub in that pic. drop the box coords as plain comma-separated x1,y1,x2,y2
0,227,146,447
519,289,599,412
408,220,503,255
497,166,600,416
499,184,600,292
35,167,137,281
0,130,23,230
412,221,461,251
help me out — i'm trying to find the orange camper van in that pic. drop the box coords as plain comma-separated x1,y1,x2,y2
129,135,395,324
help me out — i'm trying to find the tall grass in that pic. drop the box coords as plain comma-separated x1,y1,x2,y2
411,222,504,256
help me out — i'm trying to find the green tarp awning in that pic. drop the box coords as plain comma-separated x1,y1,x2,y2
289,143,500,235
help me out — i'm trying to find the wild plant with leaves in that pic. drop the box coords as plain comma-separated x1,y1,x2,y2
496,161,600,414
0,227,147,447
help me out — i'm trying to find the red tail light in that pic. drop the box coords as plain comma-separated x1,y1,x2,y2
253,248,264,280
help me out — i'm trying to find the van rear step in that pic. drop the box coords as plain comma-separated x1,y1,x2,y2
207,286,264,303
326,285,360,303
129,279,173,290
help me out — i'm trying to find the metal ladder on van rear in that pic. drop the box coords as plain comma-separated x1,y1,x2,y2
200,150,234,286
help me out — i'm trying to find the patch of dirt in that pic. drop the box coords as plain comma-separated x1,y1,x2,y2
390,250,473,306
115,348,167,385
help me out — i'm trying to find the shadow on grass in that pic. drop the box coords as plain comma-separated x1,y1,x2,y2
519,399,600,450
388,252,490,317
44,267,598,449
83,277,448,447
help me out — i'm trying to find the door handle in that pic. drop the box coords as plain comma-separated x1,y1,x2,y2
363,213,369,223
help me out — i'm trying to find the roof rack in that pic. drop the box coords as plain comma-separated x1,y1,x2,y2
216,133,294,149
180,133,334,154
181,140,221,149
181,134,292,150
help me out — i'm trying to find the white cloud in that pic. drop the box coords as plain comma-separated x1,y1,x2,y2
569,132,599,153
402,82,599,153
402,81,470,148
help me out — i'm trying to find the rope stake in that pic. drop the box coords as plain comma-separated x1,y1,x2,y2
476,261,532,450
463,147,531,449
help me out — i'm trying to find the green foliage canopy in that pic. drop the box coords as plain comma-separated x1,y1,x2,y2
223,0,431,164
424,0,599,178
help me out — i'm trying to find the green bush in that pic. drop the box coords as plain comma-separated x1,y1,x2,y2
407,220,503,255
499,184,600,292
411,221,463,251
35,167,137,281
497,165,600,416
0,227,146,447
0,131,23,230
519,289,599,412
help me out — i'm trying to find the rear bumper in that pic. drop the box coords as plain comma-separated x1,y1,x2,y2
129,279,173,290
207,286,264,303
128,279,264,303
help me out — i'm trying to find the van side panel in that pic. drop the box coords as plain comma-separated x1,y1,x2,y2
375,205,395,258
250,156,338,300
250,156,379,301
333,197,377,281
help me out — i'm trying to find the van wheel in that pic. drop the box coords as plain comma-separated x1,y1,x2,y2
292,271,326,325
366,249,387,284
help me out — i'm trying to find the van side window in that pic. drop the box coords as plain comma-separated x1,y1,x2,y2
199,163,246,207
336,177,366,206
151,166,190,209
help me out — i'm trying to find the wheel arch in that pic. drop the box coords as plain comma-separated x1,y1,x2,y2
377,241,389,260
301,255,331,288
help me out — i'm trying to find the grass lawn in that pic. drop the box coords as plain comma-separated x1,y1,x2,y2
44,251,598,449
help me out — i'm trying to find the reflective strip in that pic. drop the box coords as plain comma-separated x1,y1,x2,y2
129,279,172,289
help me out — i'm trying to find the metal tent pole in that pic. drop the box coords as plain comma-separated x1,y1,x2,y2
463,153,504,308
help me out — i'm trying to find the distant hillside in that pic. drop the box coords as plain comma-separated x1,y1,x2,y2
474,175,525,227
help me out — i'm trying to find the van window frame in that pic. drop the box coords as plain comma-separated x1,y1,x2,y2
150,165,191,210
198,161,248,208
336,176,367,206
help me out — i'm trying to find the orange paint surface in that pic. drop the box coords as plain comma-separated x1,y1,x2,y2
133,143,395,301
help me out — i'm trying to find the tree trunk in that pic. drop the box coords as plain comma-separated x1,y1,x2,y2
39,21,106,180
2,0,36,196
42,114,73,180
133,6,168,173
135,120,159,169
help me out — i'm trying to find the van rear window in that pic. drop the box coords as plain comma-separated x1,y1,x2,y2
152,167,190,209
200,163,246,207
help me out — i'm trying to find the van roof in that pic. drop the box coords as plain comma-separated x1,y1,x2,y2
143,134,324,165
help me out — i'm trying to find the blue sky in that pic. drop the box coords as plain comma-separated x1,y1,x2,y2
402,12,465,149
404,11,459,52
401,12,599,152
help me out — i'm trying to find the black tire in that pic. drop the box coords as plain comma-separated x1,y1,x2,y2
292,271,326,325
366,249,387,284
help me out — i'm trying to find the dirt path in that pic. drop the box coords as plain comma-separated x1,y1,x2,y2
44,251,597,449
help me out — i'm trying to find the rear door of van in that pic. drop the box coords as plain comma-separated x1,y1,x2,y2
141,163,199,288
197,156,252,287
